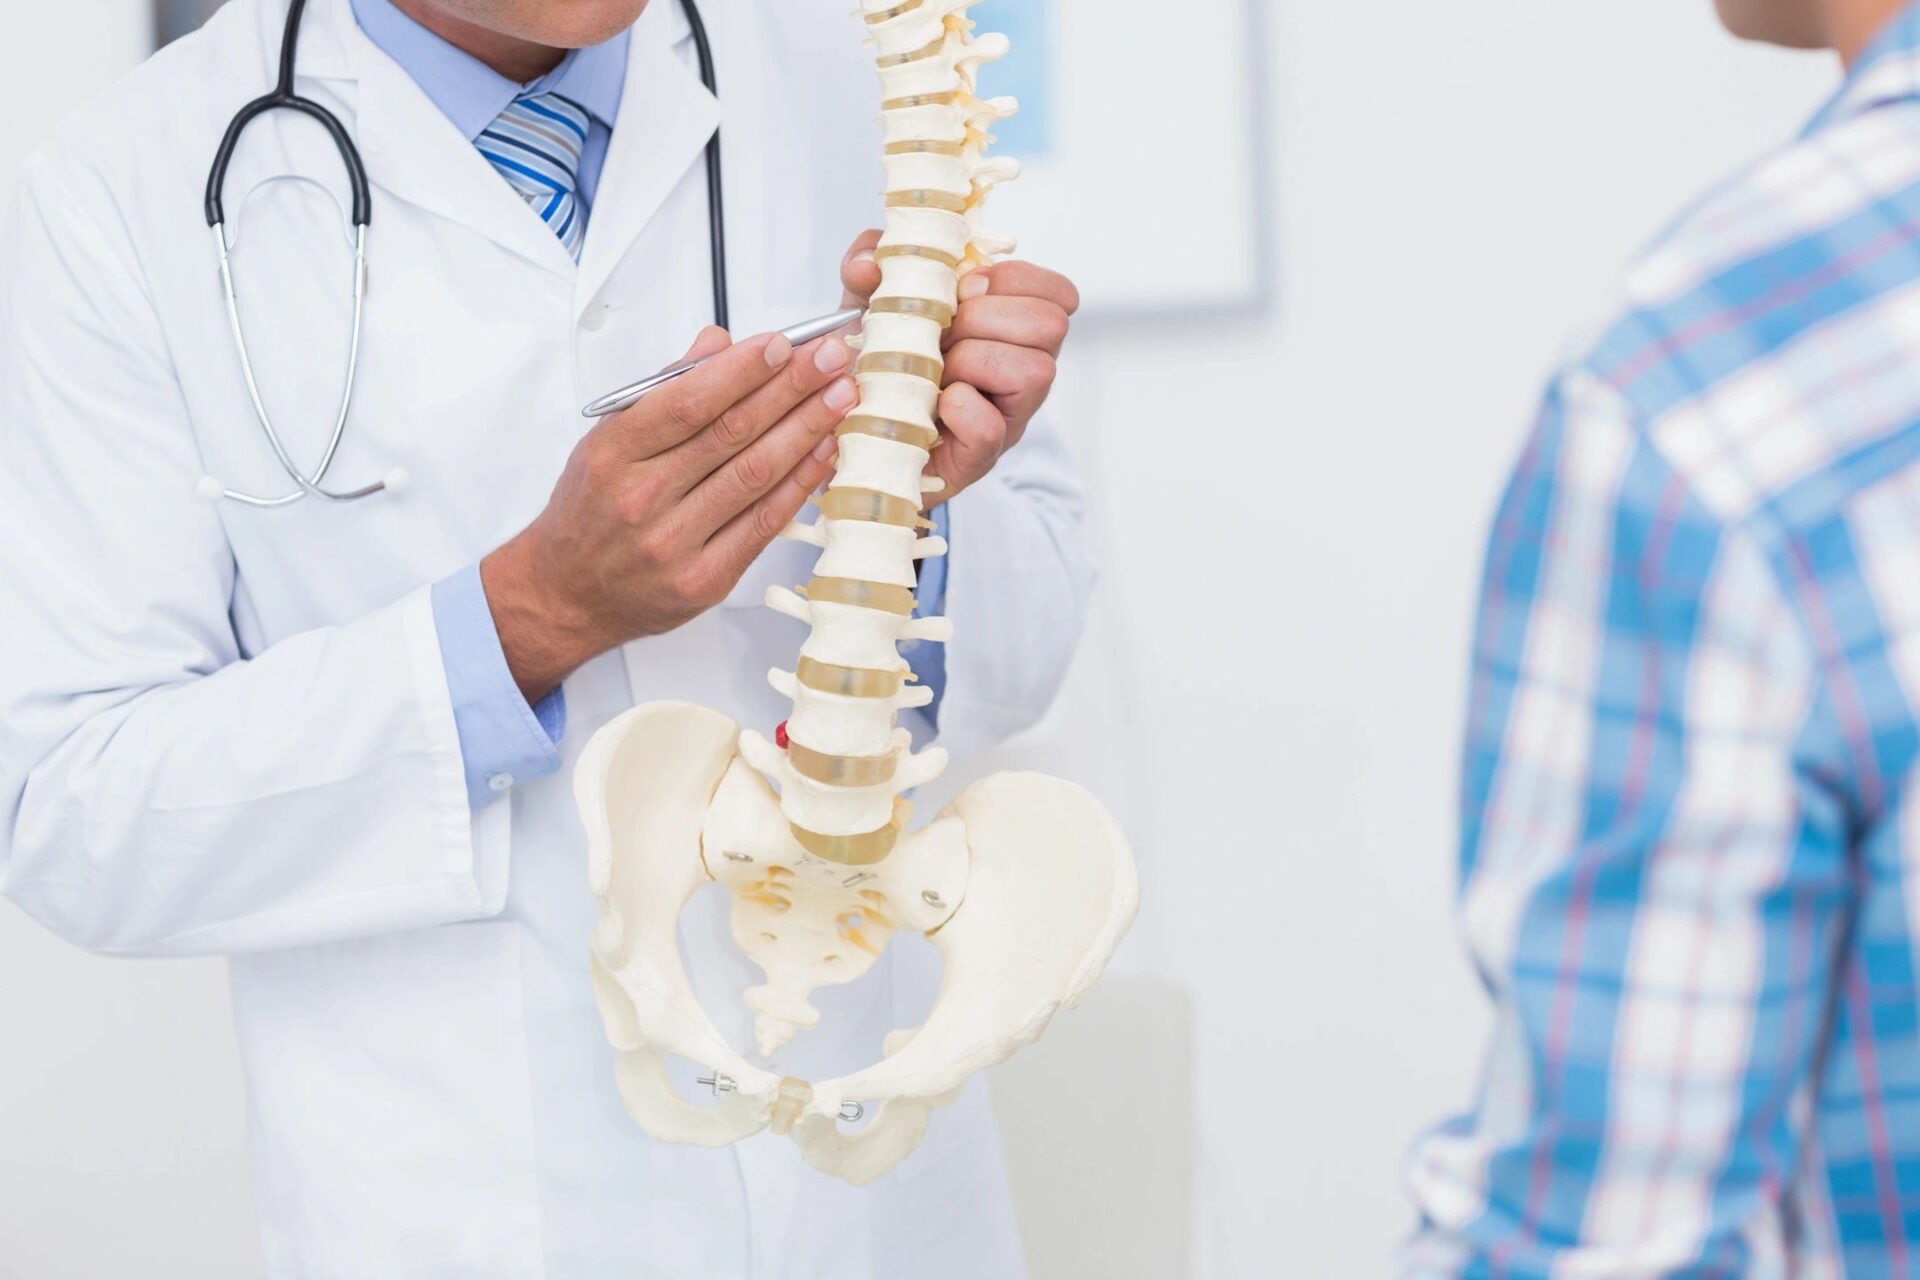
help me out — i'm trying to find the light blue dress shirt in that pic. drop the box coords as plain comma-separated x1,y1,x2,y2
353,0,949,809
911,512,948,714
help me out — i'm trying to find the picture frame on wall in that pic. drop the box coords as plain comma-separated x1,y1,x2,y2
969,0,1272,321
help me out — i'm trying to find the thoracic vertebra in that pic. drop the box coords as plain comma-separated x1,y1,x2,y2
738,0,1020,862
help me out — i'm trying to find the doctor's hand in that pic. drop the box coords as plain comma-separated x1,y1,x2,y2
841,230,1080,506
481,327,859,703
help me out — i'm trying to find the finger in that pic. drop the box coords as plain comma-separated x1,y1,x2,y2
931,380,1009,495
682,372,860,538
944,337,1056,427
961,260,1081,315
701,434,844,584
657,333,855,498
942,295,1071,357
840,229,883,310
615,330,794,458
680,325,734,361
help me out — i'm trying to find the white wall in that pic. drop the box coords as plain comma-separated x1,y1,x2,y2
1021,4,1830,1274
0,2,1836,1276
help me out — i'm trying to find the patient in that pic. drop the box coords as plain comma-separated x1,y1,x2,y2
1401,0,1920,1273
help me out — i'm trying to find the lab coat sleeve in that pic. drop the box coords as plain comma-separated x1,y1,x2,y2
930,416,1097,753
0,152,504,957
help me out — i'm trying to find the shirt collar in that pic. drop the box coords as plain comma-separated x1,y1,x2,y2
348,0,629,142
1805,0,1920,136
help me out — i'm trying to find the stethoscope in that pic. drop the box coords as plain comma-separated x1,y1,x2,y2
201,0,728,507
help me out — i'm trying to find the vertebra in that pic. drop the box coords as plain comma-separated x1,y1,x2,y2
738,0,1020,859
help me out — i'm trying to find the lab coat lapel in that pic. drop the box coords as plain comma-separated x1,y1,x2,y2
574,2,721,312
313,0,576,280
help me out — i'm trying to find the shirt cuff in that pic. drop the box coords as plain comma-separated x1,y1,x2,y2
909,503,951,718
430,562,567,810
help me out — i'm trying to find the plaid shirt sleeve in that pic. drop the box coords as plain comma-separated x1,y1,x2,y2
1398,367,1857,1276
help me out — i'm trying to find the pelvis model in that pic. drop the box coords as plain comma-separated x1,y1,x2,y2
574,0,1138,1186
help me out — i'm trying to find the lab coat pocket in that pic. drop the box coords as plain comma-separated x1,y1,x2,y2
230,920,545,1279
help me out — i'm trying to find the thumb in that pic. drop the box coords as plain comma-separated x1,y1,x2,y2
680,325,734,362
839,229,883,309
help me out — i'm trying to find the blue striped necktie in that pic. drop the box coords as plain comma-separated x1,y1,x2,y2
477,91,591,259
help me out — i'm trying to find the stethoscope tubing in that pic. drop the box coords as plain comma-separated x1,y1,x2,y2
204,222,383,506
203,0,727,507
682,0,728,333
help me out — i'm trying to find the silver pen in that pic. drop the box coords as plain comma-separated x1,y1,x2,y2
579,307,865,419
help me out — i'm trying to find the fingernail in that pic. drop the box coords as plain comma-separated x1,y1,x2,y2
960,273,990,300
765,335,793,367
814,336,850,373
812,434,840,463
853,249,876,267
824,377,858,411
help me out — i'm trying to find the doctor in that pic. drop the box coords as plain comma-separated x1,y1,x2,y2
0,0,1092,1274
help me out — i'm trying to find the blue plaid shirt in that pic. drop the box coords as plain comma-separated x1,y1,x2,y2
1403,11,1920,1276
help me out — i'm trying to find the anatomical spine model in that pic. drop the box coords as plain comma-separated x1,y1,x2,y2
574,0,1137,1185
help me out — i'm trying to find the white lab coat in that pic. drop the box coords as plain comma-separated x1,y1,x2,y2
0,0,1095,1273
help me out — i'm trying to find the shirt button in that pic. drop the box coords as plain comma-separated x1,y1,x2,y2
488,773,514,793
